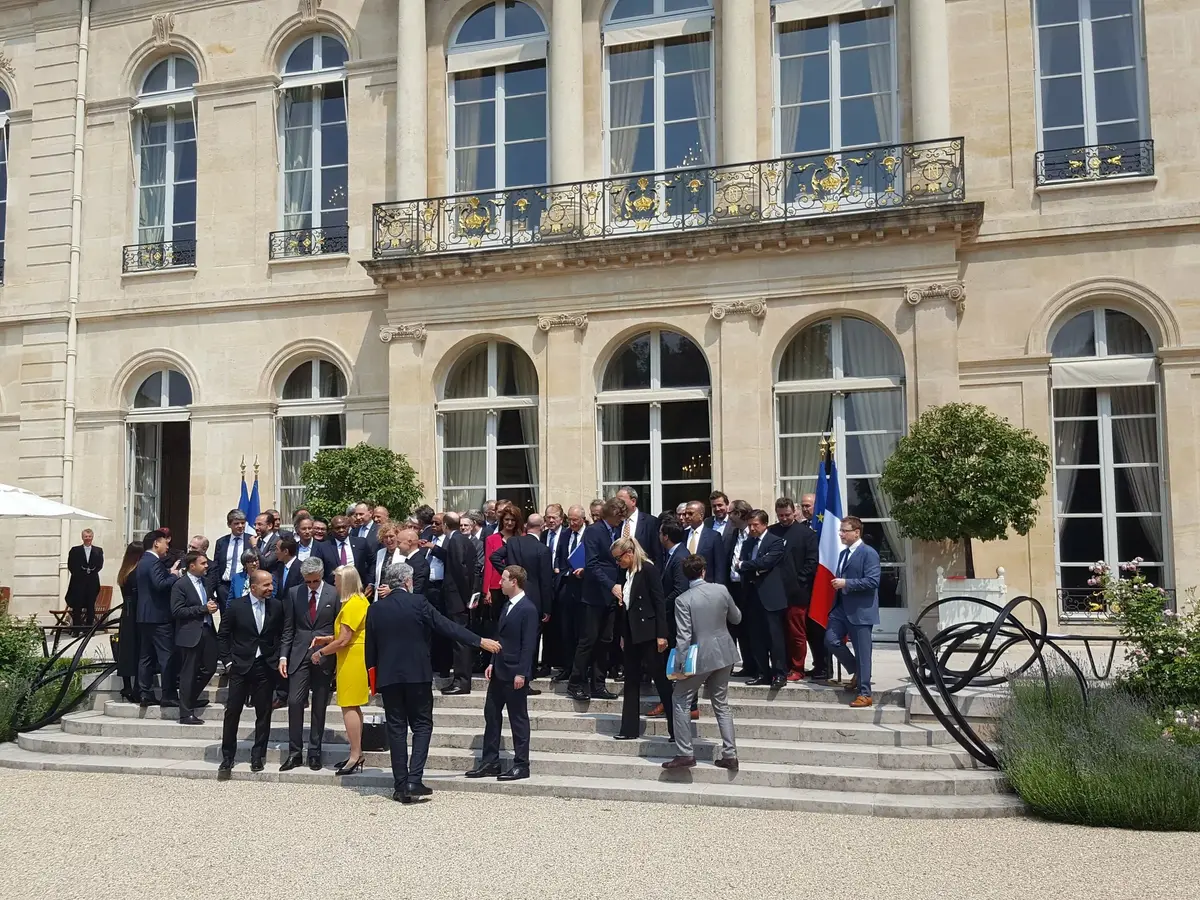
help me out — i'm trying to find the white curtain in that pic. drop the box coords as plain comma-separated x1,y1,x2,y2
1110,415,1163,559
845,391,904,563
138,114,166,244
453,73,488,192
862,17,893,146
443,411,488,494
497,346,539,487
777,392,830,480
779,55,807,157
1052,388,1088,540
609,54,648,175
779,322,833,381
683,36,713,167
283,88,313,231
840,317,902,378
447,345,489,399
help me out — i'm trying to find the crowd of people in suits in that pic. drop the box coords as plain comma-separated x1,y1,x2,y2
99,485,880,803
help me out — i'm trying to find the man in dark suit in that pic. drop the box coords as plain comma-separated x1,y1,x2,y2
328,514,371,585
567,497,626,702
208,510,251,613
658,519,691,619
737,510,795,689
538,505,566,674
825,515,882,708
683,501,725,584
271,534,302,600
352,501,379,545
422,513,476,695
704,490,732,539
293,515,337,585
718,500,756,678
65,529,103,631
254,512,281,570
769,497,819,681
461,511,486,598
616,486,660,566
217,569,283,779
413,505,435,542
552,505,587,682
481,500,499,538
490,516,554,689
799,493,829,680
365,561,500,803
279,557,341,771
466,565,540,782
135,530,181,708
170,551,219,725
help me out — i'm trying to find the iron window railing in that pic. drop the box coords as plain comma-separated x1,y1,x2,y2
268,224,350,260
1035,139,1154,186
372,137,966,258
122,240,197,273
1058,585,1176,621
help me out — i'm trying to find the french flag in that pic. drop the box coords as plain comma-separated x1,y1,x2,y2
808,450,842,629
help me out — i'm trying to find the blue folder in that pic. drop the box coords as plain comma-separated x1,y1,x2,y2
666,645,698,680
567,538,585,570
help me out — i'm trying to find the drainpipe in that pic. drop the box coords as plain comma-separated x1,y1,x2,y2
58,0,90,595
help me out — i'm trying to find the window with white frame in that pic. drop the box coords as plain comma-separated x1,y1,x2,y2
598,329,710,514
775,316,906,608
132,56,198,267
278,35,349,255
0,88,10,281
277,359,347,522
1050,307,1166,601
448,1,548,198
127,369,193,538
772,3,897,209
439,341,540,516
1034,0,1149,180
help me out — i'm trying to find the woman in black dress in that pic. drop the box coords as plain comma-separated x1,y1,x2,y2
610,536,674,742
115,542,143,703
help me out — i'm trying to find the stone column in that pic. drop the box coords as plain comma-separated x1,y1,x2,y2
909,0,952,141
396,0,428,200
540,315,591,502
550,0,585,183
906,283,963,411
720,0,757,165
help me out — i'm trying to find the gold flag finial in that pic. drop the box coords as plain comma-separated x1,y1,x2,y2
253,454,260,475
240,455,246,478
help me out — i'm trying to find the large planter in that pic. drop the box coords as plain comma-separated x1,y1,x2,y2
935,567,1006,633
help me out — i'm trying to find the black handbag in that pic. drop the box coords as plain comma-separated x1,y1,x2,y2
362,715,389,752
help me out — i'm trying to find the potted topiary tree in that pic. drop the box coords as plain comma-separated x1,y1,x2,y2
880,402,1051,628
299,442,425,525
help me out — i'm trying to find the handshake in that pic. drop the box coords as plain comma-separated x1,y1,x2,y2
479,638,502,655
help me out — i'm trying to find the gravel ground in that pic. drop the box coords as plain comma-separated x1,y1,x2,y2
0,770,1194,900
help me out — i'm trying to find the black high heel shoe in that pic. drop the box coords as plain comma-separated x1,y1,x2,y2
335,757,365,776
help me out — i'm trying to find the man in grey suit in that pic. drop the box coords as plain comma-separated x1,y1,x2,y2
662,554,742,771
279,557,342,771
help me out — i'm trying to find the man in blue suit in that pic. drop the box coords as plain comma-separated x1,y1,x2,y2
566,497,626,701
466,565,540,782
683,501,725,583
737,510,795,690
825,515,881,708
293,515,338,585
135,529,182,708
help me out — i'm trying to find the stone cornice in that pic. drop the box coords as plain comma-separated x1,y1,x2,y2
195,74,280,101
360,202,986,287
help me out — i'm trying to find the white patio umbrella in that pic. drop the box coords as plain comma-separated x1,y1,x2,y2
0,483,109,520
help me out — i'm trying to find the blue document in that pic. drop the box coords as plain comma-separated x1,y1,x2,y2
567,539,585,570
666,645,698,680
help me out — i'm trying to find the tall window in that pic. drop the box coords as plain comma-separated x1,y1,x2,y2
131,56,198,269
598,329,711,513
439,341,539,515
127,369,193,539
1034,0,1149,180
0,88,10,282
775,317,906,609
448,2,548,197
1051,308,1165,606
277,359,347,521
277,35,349,256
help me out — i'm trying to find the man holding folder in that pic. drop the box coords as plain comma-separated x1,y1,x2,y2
662,554,742,771
551,505,588,682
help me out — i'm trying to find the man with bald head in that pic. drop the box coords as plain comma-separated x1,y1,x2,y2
683,501,725,585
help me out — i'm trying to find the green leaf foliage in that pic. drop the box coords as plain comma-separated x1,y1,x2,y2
880,402,1050,544
299,443,424,525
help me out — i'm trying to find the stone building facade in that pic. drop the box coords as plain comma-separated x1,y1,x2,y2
0,0,1193,632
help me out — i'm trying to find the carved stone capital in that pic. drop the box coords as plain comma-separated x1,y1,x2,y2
299,0,323,21
379,323,427,343
905,282,966,315
0,52,14,78
537,312,588,332
151,13,175,46
711,298,767,320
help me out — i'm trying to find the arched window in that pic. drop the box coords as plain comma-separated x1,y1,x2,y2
128,56,198,271
598,329,710,513
1050,307,1166,611
126,368,194,540
447,1,548,242
603,1,714,192
439,341,540,514
775,316,906,615
275,35,349,258
0,88,9,282
277,359,347,521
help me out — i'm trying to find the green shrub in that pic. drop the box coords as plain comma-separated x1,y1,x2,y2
999,676,1200,830
0,614,86,743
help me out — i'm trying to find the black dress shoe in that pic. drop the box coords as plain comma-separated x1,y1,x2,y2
159,698,180,709
179,715,205,726
497,766,530,781
770,675,787,690
250,758,265,773
217,761,233,781
566,687,590,702
746,676,772,686
592,688,618,700
465,762,503,778
525,686,543,696
612,733,639,741
138,697,155,709
441,686,470,696
307,756,323,771
407,782,433,797
279,755,303,772
393,788,413,804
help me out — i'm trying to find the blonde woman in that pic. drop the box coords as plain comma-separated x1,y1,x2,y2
609,536,674,743
310,565,370,775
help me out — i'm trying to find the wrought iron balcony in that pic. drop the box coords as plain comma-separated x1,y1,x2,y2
372,137,965,258
1058,585,1176,621
122,239,197,273
268,224,349,260
1035,139,1154,186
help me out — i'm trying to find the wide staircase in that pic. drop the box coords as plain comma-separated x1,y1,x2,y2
0,676,1022,817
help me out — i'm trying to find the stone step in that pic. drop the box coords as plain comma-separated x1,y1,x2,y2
29,719,976,770
104,693,907,725
65,708,949,747
0,744,1024,818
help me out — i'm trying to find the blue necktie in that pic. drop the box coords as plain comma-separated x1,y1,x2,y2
837,548,850,576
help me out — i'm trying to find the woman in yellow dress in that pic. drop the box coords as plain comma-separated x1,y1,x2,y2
309,564,370,776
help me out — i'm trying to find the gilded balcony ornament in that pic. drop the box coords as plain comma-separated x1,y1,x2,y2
536,313,588,333
711,298,767,320
379,323,428,343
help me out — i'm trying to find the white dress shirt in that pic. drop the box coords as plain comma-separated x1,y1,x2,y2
297,541,312,561
83,545,92,563
730,528,748,582
224,533,244,582
837,538,864,575
250,594,265,657
428,535,445,582
334,538,355,567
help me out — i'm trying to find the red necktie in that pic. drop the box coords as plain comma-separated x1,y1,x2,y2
339,542,348,565
308,590,317,622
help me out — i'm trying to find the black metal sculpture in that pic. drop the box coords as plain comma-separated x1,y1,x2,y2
898,595,1091,769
